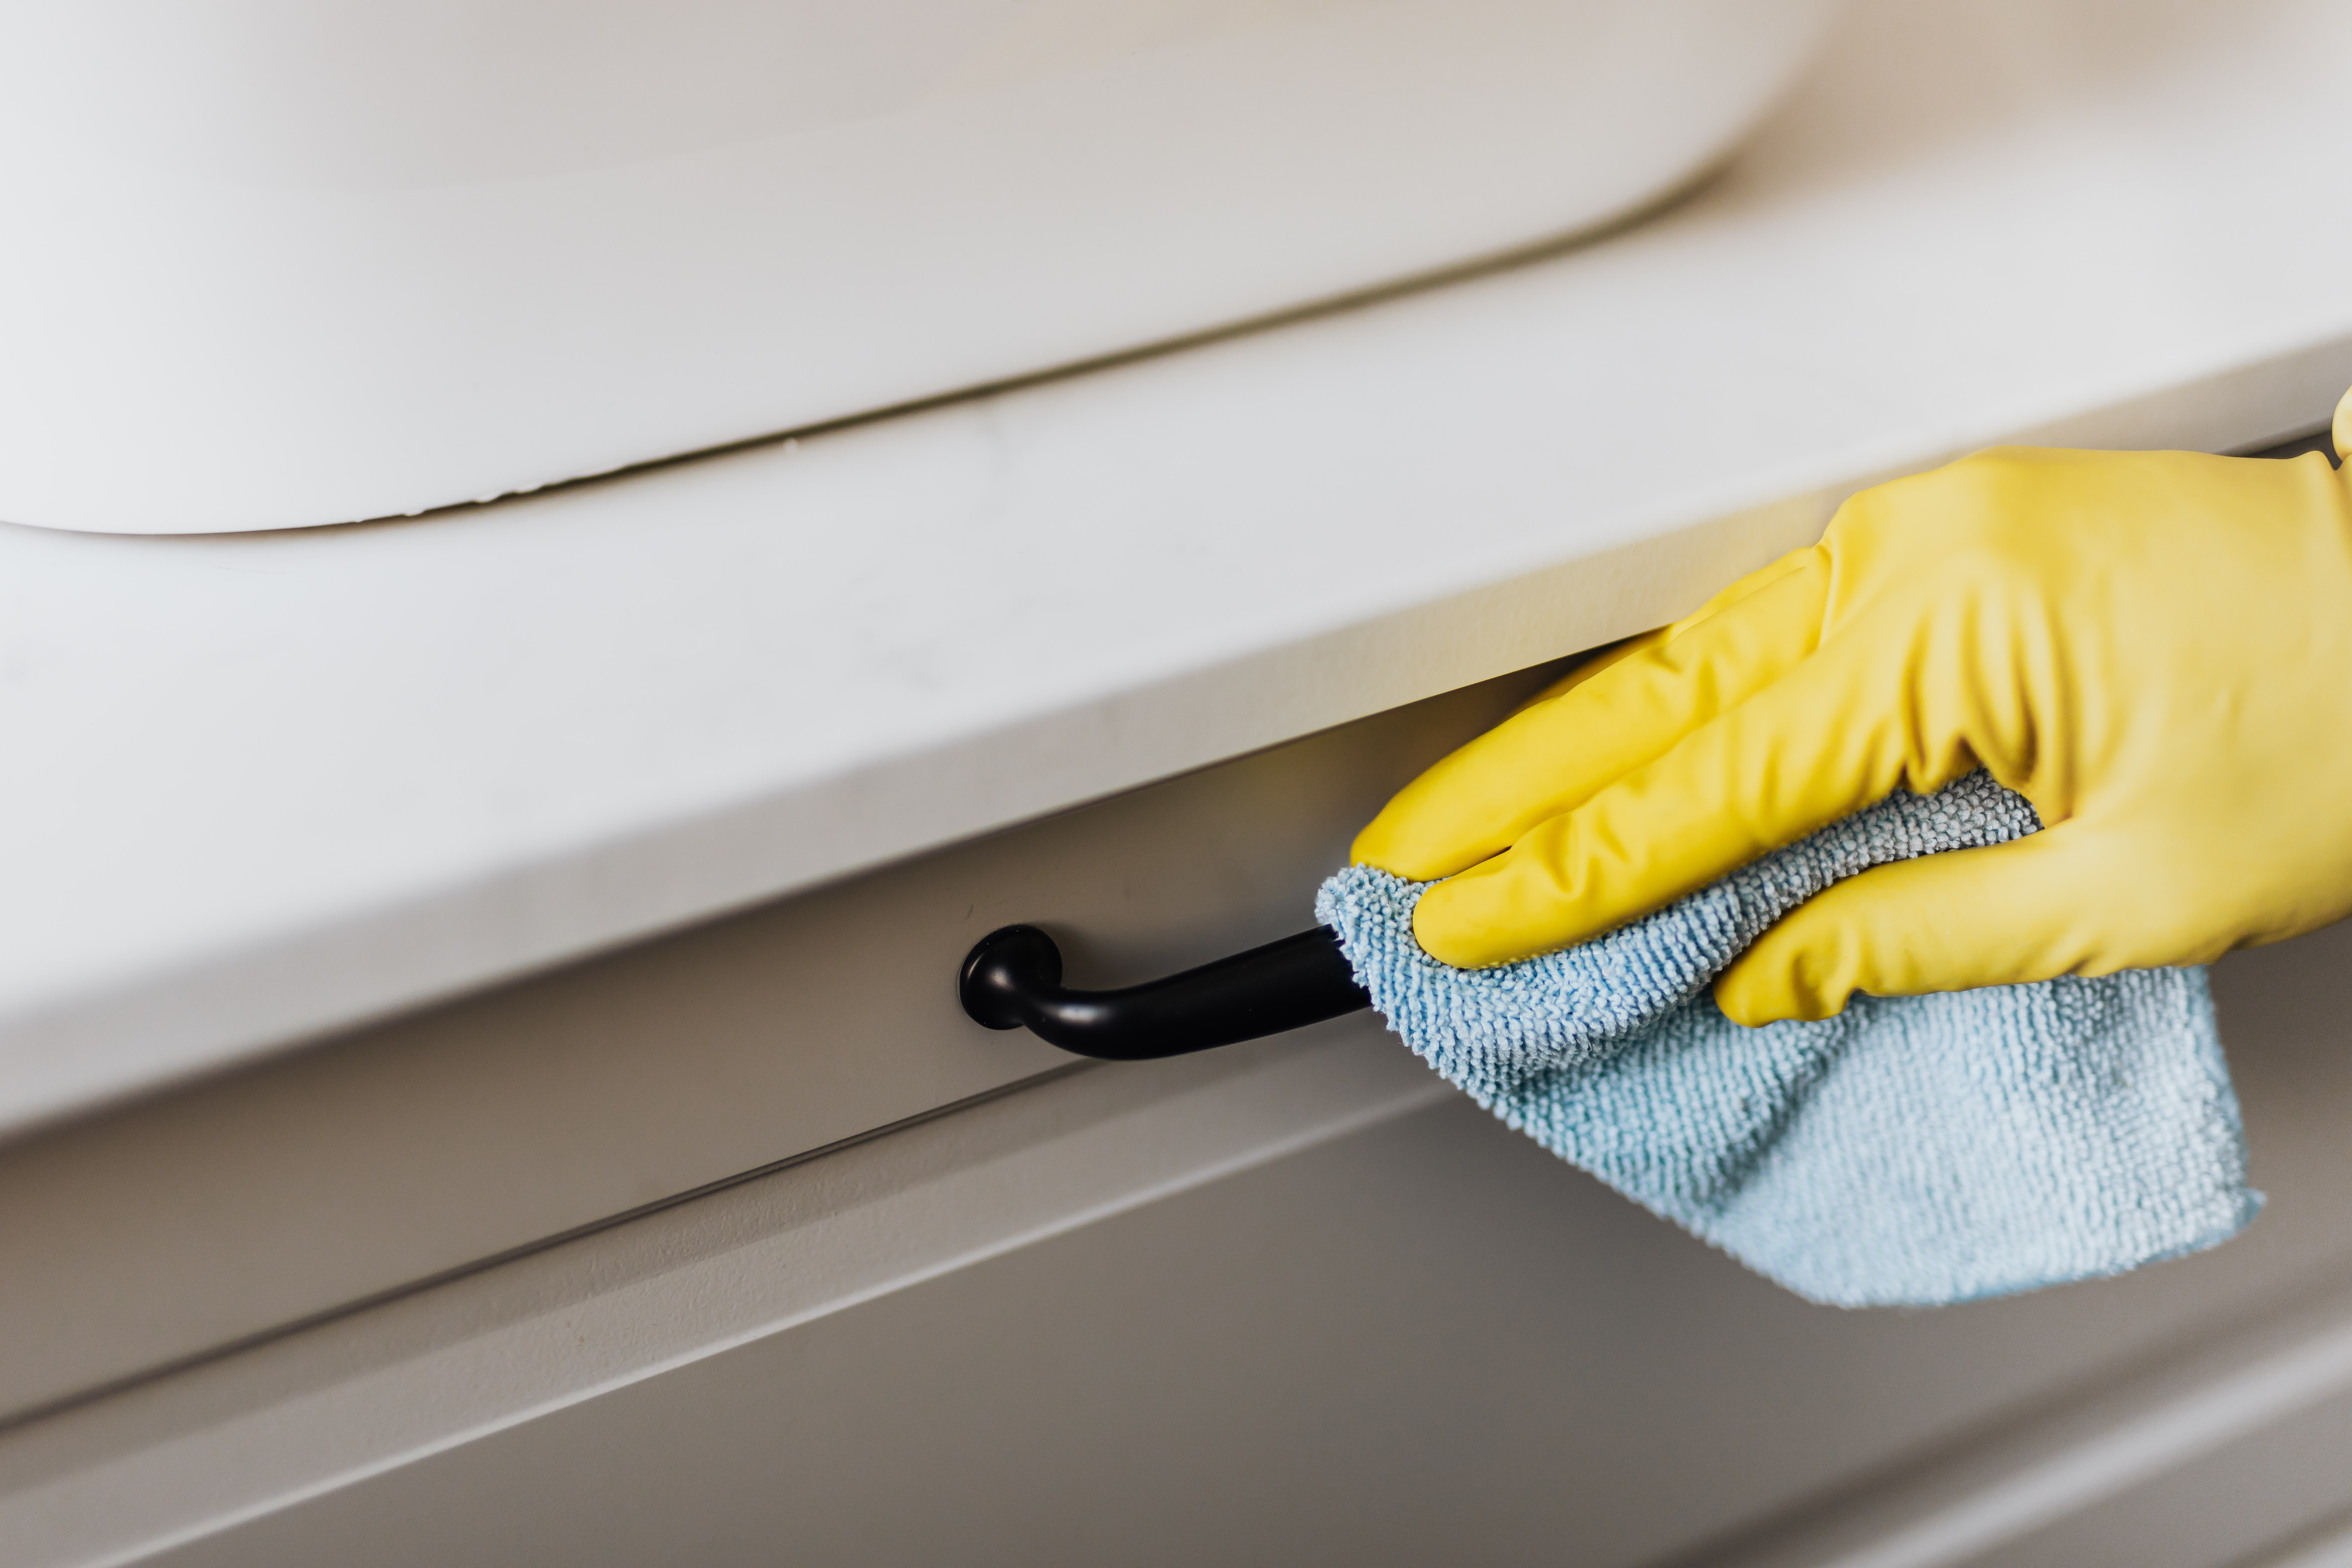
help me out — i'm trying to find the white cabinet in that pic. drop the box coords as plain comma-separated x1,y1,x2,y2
9,639,2352,1567
8,4,2352,1559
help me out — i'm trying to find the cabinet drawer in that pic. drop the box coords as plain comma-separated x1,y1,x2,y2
77,923,2352,1568
0,662,1558,1421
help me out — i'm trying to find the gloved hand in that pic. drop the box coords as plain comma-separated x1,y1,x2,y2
1351,391,2352,1024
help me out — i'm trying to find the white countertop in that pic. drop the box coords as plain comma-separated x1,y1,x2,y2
6,0,2350,1138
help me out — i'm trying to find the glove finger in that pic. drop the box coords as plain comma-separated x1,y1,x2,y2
1352,545,1830,881
1712,825,2149,1024
1510,545,1829,712
1506,629,1667,715
1409,609,1976,967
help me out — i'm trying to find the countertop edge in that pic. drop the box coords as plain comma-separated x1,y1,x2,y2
2,329,2342,1141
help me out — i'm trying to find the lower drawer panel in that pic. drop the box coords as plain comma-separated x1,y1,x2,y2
121,918,2352,1568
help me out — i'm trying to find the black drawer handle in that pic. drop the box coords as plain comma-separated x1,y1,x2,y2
958,924,1372,1059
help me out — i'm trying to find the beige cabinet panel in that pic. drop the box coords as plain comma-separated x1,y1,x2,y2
140,922,2352,1568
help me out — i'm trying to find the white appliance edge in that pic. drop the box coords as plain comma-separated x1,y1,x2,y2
0,0,1838,534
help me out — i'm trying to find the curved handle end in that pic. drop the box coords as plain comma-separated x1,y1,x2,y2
959,925,1062,1031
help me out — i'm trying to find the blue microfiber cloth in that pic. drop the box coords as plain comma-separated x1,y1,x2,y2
1315,770,2260,1306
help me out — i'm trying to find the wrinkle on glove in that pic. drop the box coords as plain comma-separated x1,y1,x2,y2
1316,771,2259,1307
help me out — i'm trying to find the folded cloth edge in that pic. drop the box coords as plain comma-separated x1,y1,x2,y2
1316,773,2260,1307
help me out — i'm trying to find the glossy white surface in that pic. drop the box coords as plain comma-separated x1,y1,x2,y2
1,0,2350,1136
0,0,1837,533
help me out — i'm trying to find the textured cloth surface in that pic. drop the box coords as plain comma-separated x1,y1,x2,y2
1315,771,2259,1306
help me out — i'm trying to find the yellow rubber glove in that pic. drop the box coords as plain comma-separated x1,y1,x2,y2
1352,390,2352,1025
